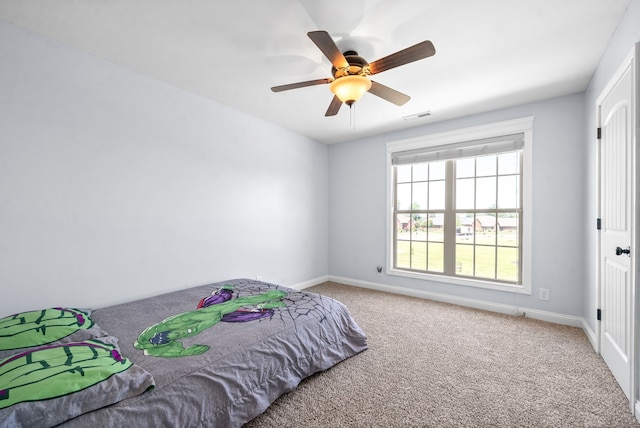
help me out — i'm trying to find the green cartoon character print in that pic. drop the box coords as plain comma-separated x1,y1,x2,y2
134,288,287,358
0,339,132,409
0,307,94,351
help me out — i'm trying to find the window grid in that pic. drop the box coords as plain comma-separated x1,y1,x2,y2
394,161,447,273
393,151,522,284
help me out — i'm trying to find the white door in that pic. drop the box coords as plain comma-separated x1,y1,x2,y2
599,58,634,402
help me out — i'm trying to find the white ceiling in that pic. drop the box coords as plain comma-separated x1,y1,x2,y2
0,0,631,144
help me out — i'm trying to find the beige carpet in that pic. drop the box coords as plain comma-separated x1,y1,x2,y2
245,282,640,427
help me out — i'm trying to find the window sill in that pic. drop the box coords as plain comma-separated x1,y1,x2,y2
387,268,531,295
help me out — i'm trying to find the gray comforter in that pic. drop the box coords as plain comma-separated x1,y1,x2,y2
60,279,367,427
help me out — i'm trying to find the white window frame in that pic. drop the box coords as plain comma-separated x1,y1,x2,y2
385,117,534,294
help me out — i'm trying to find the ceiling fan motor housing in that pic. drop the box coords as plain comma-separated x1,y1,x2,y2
332,51,370,78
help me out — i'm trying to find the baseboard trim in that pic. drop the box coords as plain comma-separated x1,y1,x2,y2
290,275,329,290
635,400,640,423
328,275,585,328
581,318,599,352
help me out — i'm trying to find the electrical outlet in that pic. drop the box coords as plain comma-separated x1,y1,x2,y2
539,288,550,301
256,275,262,281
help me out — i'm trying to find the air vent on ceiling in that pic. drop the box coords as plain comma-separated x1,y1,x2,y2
402,111,431,121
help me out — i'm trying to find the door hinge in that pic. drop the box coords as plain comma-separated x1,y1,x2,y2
597,218,601,230
597,127,602,139
597,309,602,321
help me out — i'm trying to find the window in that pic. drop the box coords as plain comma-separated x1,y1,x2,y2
386,117,533,294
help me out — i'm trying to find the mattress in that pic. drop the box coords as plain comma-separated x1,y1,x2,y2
0,279,367,427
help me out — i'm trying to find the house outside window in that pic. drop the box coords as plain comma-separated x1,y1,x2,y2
386,117,533,294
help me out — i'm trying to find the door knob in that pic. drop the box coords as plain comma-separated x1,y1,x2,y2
615,246,631,256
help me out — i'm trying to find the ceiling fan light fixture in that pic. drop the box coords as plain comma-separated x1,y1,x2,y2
329,75,372,105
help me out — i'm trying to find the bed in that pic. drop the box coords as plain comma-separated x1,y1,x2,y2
0,278,368,427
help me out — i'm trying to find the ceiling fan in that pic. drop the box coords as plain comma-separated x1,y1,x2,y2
271,31,436,116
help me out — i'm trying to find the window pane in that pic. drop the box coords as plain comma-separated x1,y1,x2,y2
497,247,519,282
396,183,412,210
498,213,519,247
498,152,519,175
475,177,496,209
413,163,428,181
412,214,427,240
429,181,445,209
456,213,474,243
429,161,446,180
412,182,428,210
396,214,412,236
415,213,429,235
456,158,475,178
411,242,427,270
429,214,444,231
476,155,496,176
456,244,474,276
476,217,496,244
475,246,496,279
396,240,411,269
456,178,474,209
428,219,444,242
397,165,412,183
497,175,519,209
427,242,444,272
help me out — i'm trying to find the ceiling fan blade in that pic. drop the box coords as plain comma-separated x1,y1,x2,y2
368,81,411,106
368,41,435,75
308,31,349,69
325,95,342,116
271,78,332,92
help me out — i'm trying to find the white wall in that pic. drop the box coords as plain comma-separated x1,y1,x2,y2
0,21,329,317
328,92,586,316
583,0,640,332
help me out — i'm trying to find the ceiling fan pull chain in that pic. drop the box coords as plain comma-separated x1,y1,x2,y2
350,103,356,130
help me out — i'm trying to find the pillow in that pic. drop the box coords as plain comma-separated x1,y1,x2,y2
0,307,107,360
0,336,155,427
